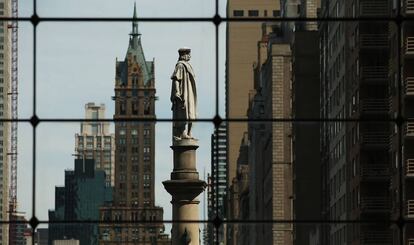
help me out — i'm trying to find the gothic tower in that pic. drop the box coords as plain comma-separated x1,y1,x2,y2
99,5,170,244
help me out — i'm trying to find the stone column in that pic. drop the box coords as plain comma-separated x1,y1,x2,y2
163,139,206,245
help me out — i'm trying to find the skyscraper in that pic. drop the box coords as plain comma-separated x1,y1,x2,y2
390,1,414,244
8,212,28,245
208,124,227,244
0,1,11,244
75,103,115,187
246,29,293,245
320,0,391,243
98,5,169,244
291,1,322,244
48,159,112,245
226,0,281,195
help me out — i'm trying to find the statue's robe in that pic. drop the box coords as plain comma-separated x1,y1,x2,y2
170,60,197,120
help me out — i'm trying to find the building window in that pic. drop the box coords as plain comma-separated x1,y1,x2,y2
144,98,150,115
86,136,94,149
96,137,101,148
120,102,126,115
233,10,244,17
248,10,259,17
132,101,138,115
144,129,150,136
131,74,138,87
273,10,280,17
119,138,126,145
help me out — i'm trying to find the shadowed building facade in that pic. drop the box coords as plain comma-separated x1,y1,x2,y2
226,0,281,204
390,0,414,244
319,0,392,243
98,5,170,245
247,32,293,245
48,159,112,245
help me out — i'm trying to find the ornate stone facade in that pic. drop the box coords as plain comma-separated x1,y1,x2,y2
98,5,170,245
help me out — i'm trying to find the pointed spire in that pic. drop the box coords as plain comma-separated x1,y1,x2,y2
131,2,140,37
133,2,137,18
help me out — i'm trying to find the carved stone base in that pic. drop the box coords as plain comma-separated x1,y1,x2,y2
163,138,206,245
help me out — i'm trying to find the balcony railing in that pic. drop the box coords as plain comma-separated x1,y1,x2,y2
360,230,392,245
360,0,389,16
407,159,414,177
360,66,388,82
360,164,389,180
406,0,414,15
360,196,389,212
407,37,414,55
406,121,414,136
360,99,388,114
407,200,414,217
361,132,389,147
406,77,414,95
360,34,388,49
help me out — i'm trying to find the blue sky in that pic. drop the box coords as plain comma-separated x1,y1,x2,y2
17,0,227,232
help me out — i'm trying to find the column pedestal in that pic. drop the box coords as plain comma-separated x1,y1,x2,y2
163,139,206,245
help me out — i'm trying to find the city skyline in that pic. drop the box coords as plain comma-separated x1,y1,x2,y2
16,0,226,228
7,0,414,244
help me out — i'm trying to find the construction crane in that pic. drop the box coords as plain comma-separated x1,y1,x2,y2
8,0,19,238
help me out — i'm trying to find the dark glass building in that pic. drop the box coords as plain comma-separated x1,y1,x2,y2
48,159,112,245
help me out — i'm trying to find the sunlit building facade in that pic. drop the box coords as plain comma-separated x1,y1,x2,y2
0,1,11,244
75,103,115,187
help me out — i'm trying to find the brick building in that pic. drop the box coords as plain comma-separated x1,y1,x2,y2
98,5,170,244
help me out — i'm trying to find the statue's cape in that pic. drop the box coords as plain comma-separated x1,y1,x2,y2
176,61,195,79
170,60,197,119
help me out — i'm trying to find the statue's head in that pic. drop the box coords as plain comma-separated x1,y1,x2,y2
178,47,191,61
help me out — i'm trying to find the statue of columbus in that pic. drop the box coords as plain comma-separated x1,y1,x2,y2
170,47,197,140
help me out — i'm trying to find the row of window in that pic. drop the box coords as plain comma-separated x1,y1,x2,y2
118,137,151,145
330,164,347,198
79,143,112,150
233,9,280,17
118,173,151,181
118,146,151,154
330,135,345,163
330,225,346,245
119,155,151,162
80,152,112,162
330,194,346,222
118,100,151,115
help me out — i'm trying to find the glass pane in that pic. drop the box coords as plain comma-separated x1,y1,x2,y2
37,22,216,120
37,0,215,18
223,121,395,223
225,20,398,120
37,121,212,223
218,223,396,244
